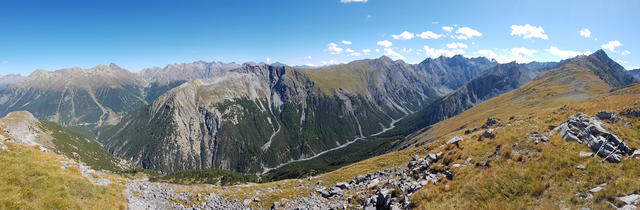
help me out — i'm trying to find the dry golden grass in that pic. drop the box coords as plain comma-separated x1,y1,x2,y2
0,139,127,209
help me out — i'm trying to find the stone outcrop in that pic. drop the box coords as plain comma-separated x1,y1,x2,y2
556,113,633,162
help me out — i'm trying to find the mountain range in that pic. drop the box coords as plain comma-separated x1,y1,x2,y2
0,50,635,176
1,49,639,209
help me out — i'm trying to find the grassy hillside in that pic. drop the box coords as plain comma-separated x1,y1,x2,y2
0,138,126,209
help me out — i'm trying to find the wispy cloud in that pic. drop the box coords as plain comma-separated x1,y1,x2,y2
341,40,352,45
442,26,453,32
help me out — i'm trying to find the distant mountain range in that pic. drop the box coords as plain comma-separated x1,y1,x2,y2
0,50,632,175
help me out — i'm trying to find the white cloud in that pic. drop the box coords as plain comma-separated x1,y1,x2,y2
510,24,548,40
442,26,453,32
377,40,392,48
401,48,413,53
455,27,482,40
362,49,371,54
345,48,355,53
546,46,587,59
579,28,591,38
383,48,404,60
326,42,343,54
601,40,622,52
622,50,631,55
1,61,7,65
266,58,271,63
423,45,464,58
628,66,640,70
618,60,628,64
375,49,380,53
304,56,312,60
340,0,367,3
348,52,362,57
304,63,317,67
477,50,497,58
392,31,415,40
477,48,535,63
417,30,442,39
341,40,352,45
446,42,468,49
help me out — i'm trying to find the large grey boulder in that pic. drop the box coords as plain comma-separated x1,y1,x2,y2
556,113,633,162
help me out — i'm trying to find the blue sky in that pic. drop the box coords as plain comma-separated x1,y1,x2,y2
0,0,638,75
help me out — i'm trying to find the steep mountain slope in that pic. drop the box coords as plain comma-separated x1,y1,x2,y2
102,59,446,174
0,64,148,127
0,74,24,91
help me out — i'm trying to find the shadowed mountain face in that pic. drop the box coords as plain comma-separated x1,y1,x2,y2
98,56,499,174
